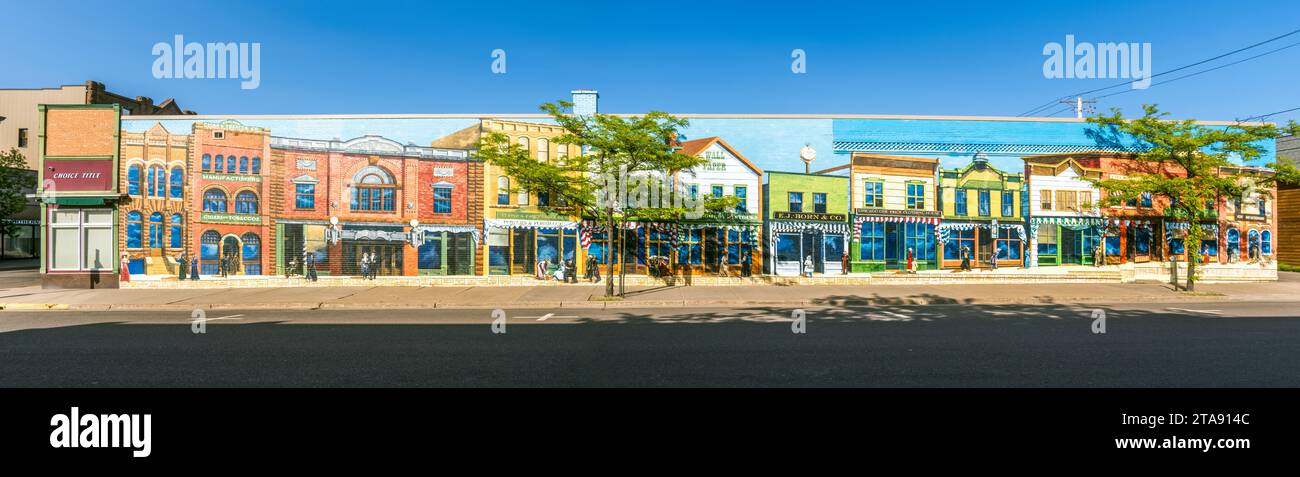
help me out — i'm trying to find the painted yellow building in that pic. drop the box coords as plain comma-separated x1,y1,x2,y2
936,152,1026,268
432,118,584,276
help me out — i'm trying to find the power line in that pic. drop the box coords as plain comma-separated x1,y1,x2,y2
1019,27,1300,116
1240,106,1300,122
1091,39,1300,101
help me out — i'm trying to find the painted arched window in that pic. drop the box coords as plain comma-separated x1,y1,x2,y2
214,155,224,173
251,156,261,175
239,156,249,174
1227,228,1240,258
169,167,184,199
203,189,228,212
241,233,261,275
151,165,166,197
537,138,549,161
170,214,183,248
126,211,143,248
226,155,237,173
200,231,220,275
1263,230,1272,255
149,212,164,248
518,137,530,153
497,176,510,205
350,166,396,212
202,154,212,172
1248,229,1261,257
235,191,259,214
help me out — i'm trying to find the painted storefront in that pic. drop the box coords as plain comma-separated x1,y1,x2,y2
1023,155,1103,266
936,152,1026,269
765,171,849,276
849,153,940,271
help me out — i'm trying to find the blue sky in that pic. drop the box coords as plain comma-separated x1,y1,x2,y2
4,0,1299,123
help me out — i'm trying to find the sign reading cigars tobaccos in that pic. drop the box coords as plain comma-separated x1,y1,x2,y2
45,160,114,192
774,211,846,222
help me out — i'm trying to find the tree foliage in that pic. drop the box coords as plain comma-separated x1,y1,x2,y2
1084,104,1300,290
0,148,32,241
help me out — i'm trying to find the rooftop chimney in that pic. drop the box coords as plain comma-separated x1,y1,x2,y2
571,89,599,116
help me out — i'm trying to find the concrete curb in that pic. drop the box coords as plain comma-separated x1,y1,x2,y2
0,291,1249,312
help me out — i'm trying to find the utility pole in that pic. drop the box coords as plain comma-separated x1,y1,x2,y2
1059,97,1096,119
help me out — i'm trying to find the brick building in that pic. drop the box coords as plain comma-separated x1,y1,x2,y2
191,121,273,276
119,123,190,275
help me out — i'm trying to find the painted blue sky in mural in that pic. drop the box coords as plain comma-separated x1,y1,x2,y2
7,0,1298,125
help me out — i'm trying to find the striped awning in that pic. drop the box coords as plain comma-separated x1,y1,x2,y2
1031,216,1103,230
853,215,940,240
770,220,852,235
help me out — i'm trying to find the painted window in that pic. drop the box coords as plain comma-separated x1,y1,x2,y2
860,222,885,261
202,154,212,172
1037,226,1058,256
200,231,220,275
943,228,975,260
1263,230,1272,255
1002,191,1014,217
497,176,510,205
251,157,261,175
352,166,396,212
788,192,803,213
863,181,883,208
813,193,827,214
127,165,142,195
170,214,183,248
126,211,143,248
149,212,164,249
1227,228,1240,257
295,183,315,209
1135,227,1151,255
689,185,699,199
537,190,550,207
203,189,227,212
1201,237,1217,257
995,234,1021,261
235,191,259,214
977,190,990,216
152,166,166,198
678,229,704,265
906,183,925,210
904,223,935,262
1140,192,1153,208
955,189,968,216
214,155,224,173
1039,189,1052,211
169,167,184,199
226,155,237,173
536,138,548,161
242,233,261,275
734,186,748,213
239,156,249,174
712,185,724,199
433,185,453,214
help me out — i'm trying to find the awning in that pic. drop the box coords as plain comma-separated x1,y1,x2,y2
415,224,481,244
484,218,579,230
935,222,1026,243
769,220,852,235
852,215,940,240
1031,216,1103,230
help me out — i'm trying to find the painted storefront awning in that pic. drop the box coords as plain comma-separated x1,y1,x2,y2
935,222,1026,243
1164,222,1218,233
415,224,481,244
769,220,852,235
852,215,940,240
484,218,580,230
1031,216,1103,230
1104,218,1155,228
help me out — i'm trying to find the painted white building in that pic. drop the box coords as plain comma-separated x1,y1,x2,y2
1024,156,1104,266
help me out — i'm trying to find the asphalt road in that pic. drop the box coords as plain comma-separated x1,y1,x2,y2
1,301,1297,387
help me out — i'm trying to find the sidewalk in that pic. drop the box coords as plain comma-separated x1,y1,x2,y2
4,278,1298,311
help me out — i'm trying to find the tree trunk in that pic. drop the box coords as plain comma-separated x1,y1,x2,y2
618,225,627,296
1186,258,1196,292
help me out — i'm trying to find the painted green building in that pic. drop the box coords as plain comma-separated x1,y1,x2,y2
763,171,850,276
936,152,1027,269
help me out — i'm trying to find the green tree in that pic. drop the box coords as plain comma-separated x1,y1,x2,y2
473,101,706,297
1085,105,1300,291
0,148,32,251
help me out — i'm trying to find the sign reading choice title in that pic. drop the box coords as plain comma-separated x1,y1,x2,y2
44,160,114,192
774,211,846,222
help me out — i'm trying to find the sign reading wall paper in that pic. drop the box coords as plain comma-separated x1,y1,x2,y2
44,160,114,191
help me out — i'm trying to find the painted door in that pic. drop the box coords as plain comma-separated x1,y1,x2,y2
823,233,844,274
800,231,823,274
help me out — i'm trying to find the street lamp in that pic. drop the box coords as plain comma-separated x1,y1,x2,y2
327,216,341,245
408,219,421,246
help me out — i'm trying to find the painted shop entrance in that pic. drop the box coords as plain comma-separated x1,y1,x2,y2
343,240,404,276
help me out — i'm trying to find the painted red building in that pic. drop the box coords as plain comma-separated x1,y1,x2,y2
190,120,273,276
269,135,481,277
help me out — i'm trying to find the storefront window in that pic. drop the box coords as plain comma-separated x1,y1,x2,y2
943,228,974,260
242,233,261,275
1200,238,1217,257
49,209,113,271
904,223,934,261
419,236,443,270
996,237,1021,261
860,222,885,261
1169,238,1185,255
1037,226,1057,255
776,234,800,263
200,231,220,275
1135,227,1151,255
1227,228,1240,257
678,229,703,264
170,214,183,248
126,211,142,248
1105,235,1121,256
824,233,844,263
